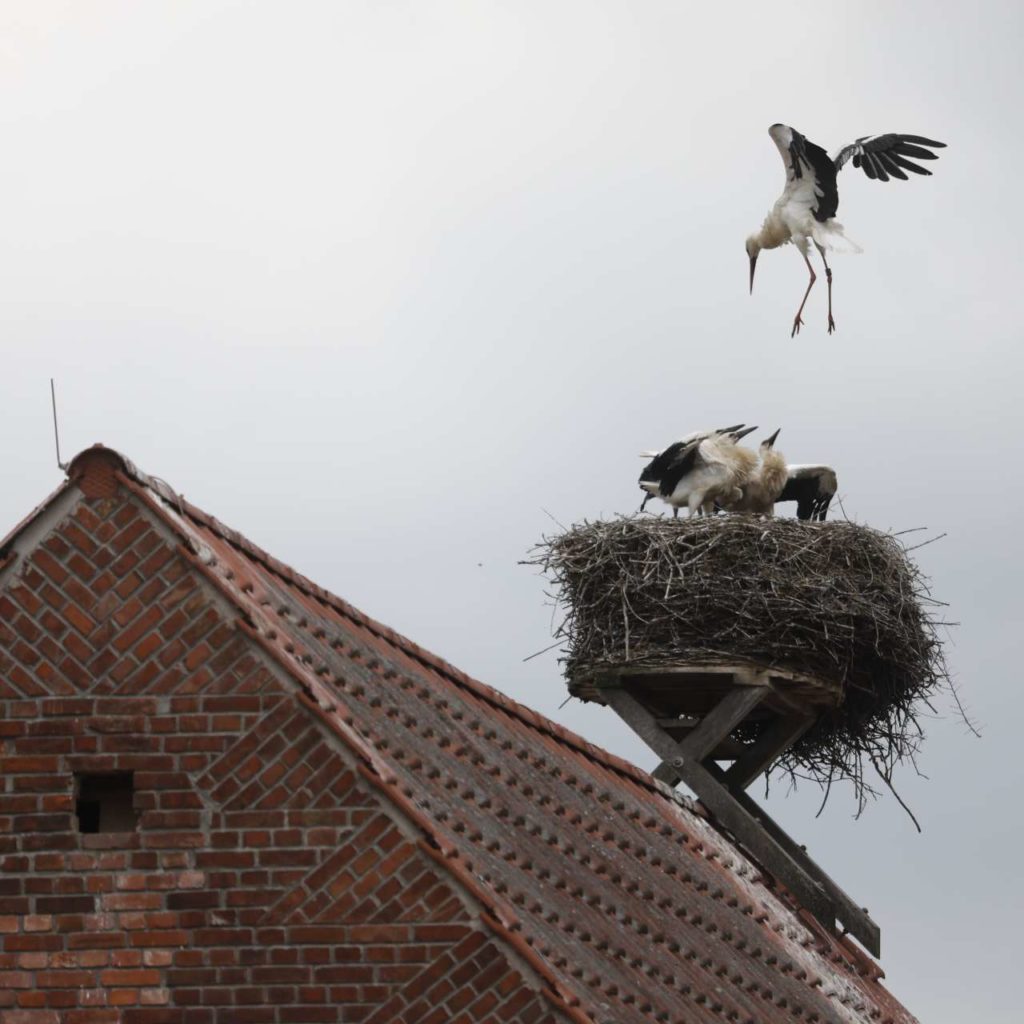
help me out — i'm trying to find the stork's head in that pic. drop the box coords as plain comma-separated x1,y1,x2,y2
745,237,761,294
760,428,781,451
638,454,661,496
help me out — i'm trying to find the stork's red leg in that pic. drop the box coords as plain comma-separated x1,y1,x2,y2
791,249,816,337
815,242,835,334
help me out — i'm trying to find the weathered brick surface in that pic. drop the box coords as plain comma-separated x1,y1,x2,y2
0,490,560,1023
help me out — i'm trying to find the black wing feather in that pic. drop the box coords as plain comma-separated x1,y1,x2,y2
898,135,945,147
639,440,684,490
888,153,932,175
876,152,908,180
894,142,940,161
785,129,839,222
658,442,701,497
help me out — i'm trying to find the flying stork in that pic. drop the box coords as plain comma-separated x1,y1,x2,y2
746,124,946,336
639,425,758,518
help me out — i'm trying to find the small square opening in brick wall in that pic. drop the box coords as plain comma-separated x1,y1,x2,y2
75,773,139,833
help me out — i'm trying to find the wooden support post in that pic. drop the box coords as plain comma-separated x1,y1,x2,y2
725,715,814,790
672,686,767,762
705,763,881,956
604,684,882,957
677,758,835,924
607,686,765,785
604,688,687,764
605,687,833,925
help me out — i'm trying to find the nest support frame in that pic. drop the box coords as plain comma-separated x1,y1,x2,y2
596,662,881,957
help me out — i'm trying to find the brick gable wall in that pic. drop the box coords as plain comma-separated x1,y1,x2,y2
0,489,560,1024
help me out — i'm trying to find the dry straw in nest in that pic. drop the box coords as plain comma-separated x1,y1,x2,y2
530,515,957,814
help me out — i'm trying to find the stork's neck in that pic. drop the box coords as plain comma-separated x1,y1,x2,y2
759,449,789,496
751,211,790,251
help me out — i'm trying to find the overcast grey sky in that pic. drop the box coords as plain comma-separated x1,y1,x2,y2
1,2,1021,1019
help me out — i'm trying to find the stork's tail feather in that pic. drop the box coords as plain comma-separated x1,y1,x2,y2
811,220,862,254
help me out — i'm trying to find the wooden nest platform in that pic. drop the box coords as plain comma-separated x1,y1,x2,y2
530,515,951,803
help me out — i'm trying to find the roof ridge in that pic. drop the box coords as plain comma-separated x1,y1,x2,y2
109,452,676,804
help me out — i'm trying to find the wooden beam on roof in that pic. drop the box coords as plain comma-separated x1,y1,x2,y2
603,685,882,957
705,762,882,956
725,714,814,790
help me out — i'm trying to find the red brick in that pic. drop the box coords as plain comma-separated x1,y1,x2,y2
101,894,161,912
35,969,94,987
3,935,62,952
99,969,161,986
63,605,97,637
0,756,61,773
113,608,163,653
129,930,187,948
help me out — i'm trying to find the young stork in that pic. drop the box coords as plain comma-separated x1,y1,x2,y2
639,426,758,518
776,465,838,522
723,429,788,515
639,424,755,511
746,124,946,336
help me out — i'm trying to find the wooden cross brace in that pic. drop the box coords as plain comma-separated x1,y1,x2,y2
603,684,881,957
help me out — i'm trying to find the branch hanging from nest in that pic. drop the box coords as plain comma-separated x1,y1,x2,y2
527,515,960,812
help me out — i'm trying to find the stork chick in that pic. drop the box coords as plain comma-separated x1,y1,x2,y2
639,425,755,512
746,124,945,336
640,431,758,518
777,465,838,522
724,429,787,515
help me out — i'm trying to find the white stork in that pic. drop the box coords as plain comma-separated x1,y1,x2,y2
639,424,754,511
776,465,838,522
746,124,946,336
639,426,758,518
722,428,788,515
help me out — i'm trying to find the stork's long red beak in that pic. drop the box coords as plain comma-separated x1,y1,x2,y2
749,253,758,294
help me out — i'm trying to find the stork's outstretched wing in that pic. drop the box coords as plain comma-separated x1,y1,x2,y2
834,134,946,182
657,441,702,497
768,124,839,221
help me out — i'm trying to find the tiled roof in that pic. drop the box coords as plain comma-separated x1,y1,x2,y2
58,445,916,1024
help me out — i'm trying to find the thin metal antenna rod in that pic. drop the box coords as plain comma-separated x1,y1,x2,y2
50,378,67,471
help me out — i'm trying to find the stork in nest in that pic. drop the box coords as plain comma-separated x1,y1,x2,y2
721,429,788,515
639,425,758,517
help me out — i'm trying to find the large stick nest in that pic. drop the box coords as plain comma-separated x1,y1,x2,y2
530,515,953,807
